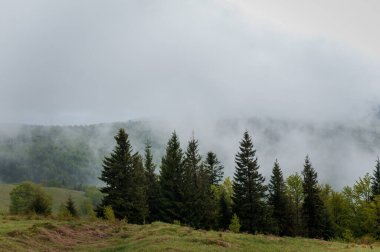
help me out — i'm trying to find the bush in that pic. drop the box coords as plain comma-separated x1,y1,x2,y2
358,234,376,245
9,182,52,215
81,200,97,220
57,203,72,219
104,205,115,222
341,229,355,243
65,195,78,217
84,186,103,206
229,214,241,233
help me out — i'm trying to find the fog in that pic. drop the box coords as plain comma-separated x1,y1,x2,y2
1,0,380,188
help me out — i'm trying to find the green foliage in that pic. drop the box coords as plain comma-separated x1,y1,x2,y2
322,188,351,239
353,173,372,204
229,214,241,233
159,132,184,223
84,186,103,206
302,156,331,239
144,142,160,223
128,155,148,224
57,203,72,219
65,195,78,217
233,131,267,234
371,158,380,197
0,126,97,187
286,172,304,235
103,205,116,222
99,128,148,224
268,160,293,236
204,152,224,185
182,136,214,229
81,200,97,220
9,182,52,215
218,179,233,230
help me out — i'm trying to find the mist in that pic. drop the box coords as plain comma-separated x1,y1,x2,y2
1,0,380,188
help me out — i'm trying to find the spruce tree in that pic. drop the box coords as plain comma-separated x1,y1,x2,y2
182,136,215,229
159,132,184,223
268,159,291,236
301,156,328,238
196,164,216,229
65,195,78,217
232,131,267,233
128,155,148,224
371,157,380,197
205,152,224,185
182,136,202,226
99,129,133,219
98,128,142,222
144,142,160,223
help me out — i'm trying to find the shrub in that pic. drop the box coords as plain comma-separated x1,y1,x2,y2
341,229,355,243
65,195,78,217
57,203,72,219
358,234,376,245
104,205,115,222
81,200,97,220
84,186,103,206
9,182,52,215
229,214,241,233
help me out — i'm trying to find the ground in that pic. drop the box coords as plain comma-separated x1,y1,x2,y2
0,216,379,252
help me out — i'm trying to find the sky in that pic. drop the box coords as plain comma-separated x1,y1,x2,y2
1,0,380,187
0,0,379,125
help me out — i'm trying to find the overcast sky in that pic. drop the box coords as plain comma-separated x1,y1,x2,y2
0,0,379,125
1,0,380,187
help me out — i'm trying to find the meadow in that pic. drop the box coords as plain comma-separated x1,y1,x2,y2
0,184,88,214
0,216,379,252
1,184,379,251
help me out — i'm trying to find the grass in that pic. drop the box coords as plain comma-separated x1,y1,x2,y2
0,217,379,252
0,184,379,251
0,184,89,214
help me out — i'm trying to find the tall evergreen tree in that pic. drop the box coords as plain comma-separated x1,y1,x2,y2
128,155,148,224
182,136,202,226
98,129,135,219
196,164,216,229
371,157,380,197
182,136,215,229
159,132,184,223
268,159,292,236
302,156,329,238
232,131,267,233
144,142,160,223
205,152,224,185
98,128,147,224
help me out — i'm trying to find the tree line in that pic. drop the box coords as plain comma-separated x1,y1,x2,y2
98,128,380,241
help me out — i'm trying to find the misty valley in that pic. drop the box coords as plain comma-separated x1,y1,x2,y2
0,118,380,251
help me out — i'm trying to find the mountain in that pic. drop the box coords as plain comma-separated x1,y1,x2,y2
0,118,379,188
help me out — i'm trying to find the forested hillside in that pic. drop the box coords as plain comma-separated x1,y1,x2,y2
0,121,164,187
0,118,380,188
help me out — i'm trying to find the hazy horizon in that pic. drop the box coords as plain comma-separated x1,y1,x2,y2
1,0,380,189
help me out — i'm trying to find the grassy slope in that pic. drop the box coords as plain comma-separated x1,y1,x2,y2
0,184,88,214
0,217,379,252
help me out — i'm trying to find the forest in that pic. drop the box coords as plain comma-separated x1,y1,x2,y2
95,128,380,242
